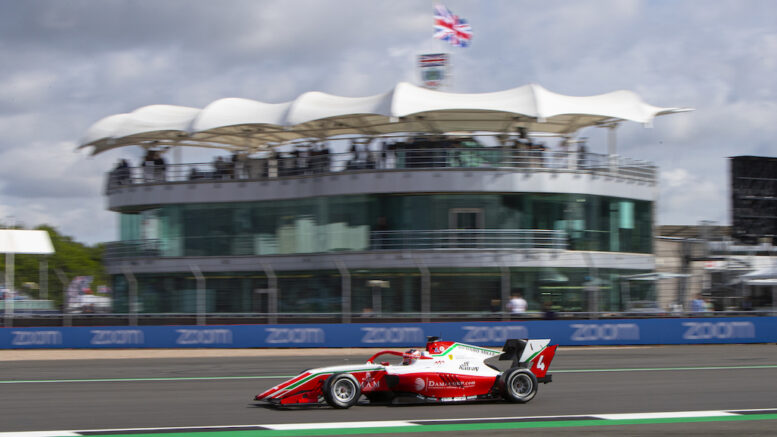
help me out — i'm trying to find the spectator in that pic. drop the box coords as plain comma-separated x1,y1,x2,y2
704,295,715,312
556,138,570,168
543,300,557,320
111,159,131,186
320,143,331,173
690,294,706,312
214,156,227,179
142,150,156,182
508,293,528,314
228,154,237,179
577,142,588,169
153,152,166,182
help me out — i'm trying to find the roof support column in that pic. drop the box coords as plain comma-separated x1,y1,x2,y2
608,123,618,174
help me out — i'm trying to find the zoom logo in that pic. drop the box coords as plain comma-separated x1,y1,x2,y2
91,329,144,345
462,325,528,343
361,327,424,344
12,330,63,346
176,329,233,345
682,321,755,340
265,328,324,344
570,323,640,341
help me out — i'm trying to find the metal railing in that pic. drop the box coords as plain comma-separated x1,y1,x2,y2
105,148,657,193
103,229,568,260
7,310,776,328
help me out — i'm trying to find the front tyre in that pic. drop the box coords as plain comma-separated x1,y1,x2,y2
499,368,538,403
323,373,361,409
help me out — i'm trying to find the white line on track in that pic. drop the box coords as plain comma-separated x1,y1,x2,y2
263,420,418,430
0,433,80,437
592,410,738,420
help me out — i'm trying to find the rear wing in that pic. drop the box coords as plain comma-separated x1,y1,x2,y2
497,338,557,381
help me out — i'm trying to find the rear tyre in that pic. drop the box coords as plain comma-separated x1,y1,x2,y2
499,367,538,403
323,373,361,409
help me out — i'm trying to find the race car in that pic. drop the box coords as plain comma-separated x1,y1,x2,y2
255,337,557,408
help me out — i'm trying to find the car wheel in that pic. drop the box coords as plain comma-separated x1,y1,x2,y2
499,367,538,403
323,373,361,409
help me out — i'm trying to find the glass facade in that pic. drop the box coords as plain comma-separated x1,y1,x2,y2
119,193,652,255
111,267,646,314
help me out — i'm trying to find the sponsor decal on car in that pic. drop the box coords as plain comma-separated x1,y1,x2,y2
458,361,479,372
426,375,476,389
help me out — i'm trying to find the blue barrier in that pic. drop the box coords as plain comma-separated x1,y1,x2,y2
1,317,775,349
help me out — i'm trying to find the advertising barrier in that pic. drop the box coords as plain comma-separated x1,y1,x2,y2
1,317,775,349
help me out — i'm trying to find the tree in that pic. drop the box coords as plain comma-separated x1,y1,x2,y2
0,225,107,308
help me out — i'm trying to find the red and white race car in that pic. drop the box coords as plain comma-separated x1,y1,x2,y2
255,337,557,408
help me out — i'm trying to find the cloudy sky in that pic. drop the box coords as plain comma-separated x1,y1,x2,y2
1,0,776,245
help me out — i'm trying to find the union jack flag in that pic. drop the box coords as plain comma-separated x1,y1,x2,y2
433,4,472,48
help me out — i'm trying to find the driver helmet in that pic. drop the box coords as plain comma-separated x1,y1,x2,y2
402,349,421,365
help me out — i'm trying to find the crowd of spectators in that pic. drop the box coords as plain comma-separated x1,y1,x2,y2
107,134,592,188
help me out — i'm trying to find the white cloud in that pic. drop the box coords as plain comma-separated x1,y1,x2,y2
0,0,776,244
658,168,727,226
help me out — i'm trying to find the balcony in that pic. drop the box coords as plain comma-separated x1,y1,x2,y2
105,147,657,194
103,229,568,260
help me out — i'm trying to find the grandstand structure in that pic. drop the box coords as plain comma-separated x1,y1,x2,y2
80,82,690,319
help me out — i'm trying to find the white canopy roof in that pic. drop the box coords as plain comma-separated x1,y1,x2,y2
0,230,55,254
79,82,691,155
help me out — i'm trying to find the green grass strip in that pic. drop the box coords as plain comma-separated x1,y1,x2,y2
63,413,777,437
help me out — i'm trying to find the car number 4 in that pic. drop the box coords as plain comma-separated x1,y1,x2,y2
536,355,545,371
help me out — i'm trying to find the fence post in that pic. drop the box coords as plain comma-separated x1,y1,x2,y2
500,265,510,321
261,263,278,324
582,252,599,319
4,252,13,328
40,258,48,300
418,262,431,323
54,269,70,327
123,267,138,326
191,265,205,326
337,261,351,323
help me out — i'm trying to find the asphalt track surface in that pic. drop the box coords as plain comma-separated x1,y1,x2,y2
1,344,776,436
